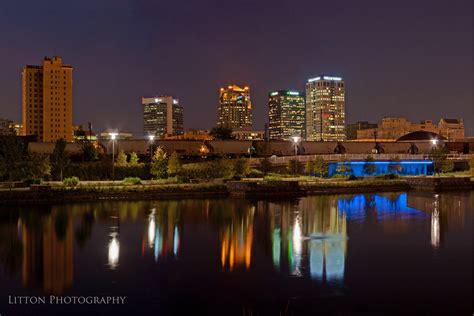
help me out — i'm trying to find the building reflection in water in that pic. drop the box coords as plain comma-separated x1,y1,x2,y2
143,203,181,262
220,206,254,271
267,197,347,283
431,194,440,249
20,207,73,295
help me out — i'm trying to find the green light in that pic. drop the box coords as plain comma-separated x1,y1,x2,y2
287,91,299,96
270,92,278,96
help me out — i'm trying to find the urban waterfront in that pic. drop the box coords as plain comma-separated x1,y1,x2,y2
0,192,471,315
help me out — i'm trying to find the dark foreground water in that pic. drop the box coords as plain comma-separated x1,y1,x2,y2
0,191,472,315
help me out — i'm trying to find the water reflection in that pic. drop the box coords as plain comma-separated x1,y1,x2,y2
268,198,347,283
220,206,254,271
142,202,181,262
0,191,469,299
20,207,73,295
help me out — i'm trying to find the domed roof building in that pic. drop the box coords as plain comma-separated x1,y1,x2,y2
396,131,445,142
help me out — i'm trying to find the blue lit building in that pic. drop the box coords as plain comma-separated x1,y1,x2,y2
328,160,434,177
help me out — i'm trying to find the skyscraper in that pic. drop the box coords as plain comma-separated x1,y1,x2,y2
268,90,305,140
22,56,73,142
142,96,184,138
217,85,252,129
305,75,345,141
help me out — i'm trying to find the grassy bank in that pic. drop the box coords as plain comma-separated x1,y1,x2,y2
0,182,229,205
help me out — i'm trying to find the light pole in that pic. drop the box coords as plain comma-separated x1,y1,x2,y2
430,138,439,176
292,136,301,174
109,133,118,180
148,135,155,160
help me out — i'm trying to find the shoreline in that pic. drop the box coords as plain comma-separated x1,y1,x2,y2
0,178,471,205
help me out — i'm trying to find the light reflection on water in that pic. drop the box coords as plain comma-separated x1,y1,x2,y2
0,191,471,314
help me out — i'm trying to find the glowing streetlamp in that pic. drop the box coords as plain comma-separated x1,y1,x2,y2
431,139,438,146
291,136,301,174
109,132,118,180
148,135,155,160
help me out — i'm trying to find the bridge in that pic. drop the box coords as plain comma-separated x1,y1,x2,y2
248,153,472,166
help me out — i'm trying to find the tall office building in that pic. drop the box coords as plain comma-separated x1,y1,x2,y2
142,96,184,138
22,56,73,142
268,90,305,140
217,85,252,129
305,75,345,141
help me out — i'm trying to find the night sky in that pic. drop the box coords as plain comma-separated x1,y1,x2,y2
0,0,472,137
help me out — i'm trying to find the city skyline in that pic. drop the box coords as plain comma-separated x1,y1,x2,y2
0,0,472,136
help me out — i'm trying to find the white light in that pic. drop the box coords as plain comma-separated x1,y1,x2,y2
270,92,278,96
148,212,156,248
109,132,118,140
154,98,159,103
292,136,301,143
308,77,321,82
288,91,299,95
323,76,342,81
148,135,155,141
173,99,179,105
293,217,302,255
431,139,438,145
108,234,120,269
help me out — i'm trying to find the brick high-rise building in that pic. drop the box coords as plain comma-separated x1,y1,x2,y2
22,56,73,142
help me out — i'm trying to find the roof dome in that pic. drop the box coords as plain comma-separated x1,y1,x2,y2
396,131,445,142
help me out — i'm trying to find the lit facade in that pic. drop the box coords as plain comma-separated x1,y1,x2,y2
356,117,465,141
232,128,265,140
305,75,345,141
217,85,252,129
142,96,184,138
22,56,73,142
268,90,305,140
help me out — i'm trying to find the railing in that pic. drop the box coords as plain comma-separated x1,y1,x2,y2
248,153,473,165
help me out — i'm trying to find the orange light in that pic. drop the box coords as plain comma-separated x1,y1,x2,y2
228,85,232,89
244,86,249,90
220,87,224,91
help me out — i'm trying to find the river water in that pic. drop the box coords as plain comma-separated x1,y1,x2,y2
0,191,472,315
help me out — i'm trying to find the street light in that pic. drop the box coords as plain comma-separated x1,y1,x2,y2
291,136,301,174
109,132,118,180
148,135,155,160
431,139,438,146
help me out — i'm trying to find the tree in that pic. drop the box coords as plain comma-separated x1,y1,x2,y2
80,140,98,162
167,152,181,176
336,158,353,175
313,156,329,178
259,157,272,175
209,126,235,140
0,135,26,181
286,159,302,175
116,150,128,166
27,154,51,180
129,152,139,166
51,139,69,181
232,158,250,177
388,157,402,174
304,161,314,174
150,147,168,179
429,146,453,174
363,155,376,176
